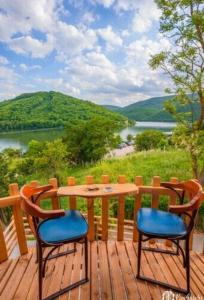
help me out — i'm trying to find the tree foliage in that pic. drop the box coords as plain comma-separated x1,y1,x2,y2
17,139,68,181
64,118,121,164
134,130,167,151
0,91,128,132
149,0,204,181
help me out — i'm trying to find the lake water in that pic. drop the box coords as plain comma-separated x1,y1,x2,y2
0,122,176,152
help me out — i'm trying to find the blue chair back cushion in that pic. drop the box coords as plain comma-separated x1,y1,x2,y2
137,208,187,237
39,210,88,243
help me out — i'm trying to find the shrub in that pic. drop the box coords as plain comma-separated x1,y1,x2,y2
134,130,167,151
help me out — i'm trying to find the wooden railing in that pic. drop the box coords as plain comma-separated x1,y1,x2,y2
0,175,204,263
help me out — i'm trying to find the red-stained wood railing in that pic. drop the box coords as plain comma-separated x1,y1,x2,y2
0,175,204,263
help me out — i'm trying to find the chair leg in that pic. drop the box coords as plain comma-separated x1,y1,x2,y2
136,235,191,295
38,242,43,300
137,233,142,278
185,237,190,294
85,237,88,281
36,241,39,263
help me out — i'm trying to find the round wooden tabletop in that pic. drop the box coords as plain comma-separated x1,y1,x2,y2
57,183,138,198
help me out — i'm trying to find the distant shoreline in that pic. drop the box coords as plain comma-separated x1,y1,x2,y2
0,127,64,135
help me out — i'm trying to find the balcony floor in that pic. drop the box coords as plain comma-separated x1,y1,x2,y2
0,241,204,300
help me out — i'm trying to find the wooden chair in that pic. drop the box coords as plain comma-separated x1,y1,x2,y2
136,179,203,295
20,184,89,300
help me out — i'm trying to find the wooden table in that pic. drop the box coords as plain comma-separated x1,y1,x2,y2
58,183,138,241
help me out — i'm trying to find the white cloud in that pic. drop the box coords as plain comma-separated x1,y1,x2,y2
131,1,161,33
97,26,122,49
92,0,115,8
113,0,161,33
19,63,42,71
53,22,97,56
127,36,171,61
0,0,62,41
9,35,54,58
82,11,98,24
0,55,9,65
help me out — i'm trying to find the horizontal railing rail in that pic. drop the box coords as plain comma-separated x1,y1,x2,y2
0,175,204,263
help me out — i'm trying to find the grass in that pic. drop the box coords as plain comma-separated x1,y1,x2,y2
67,149,192,184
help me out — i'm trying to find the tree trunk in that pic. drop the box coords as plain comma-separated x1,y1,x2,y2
199,164,204,186
191,151,199,179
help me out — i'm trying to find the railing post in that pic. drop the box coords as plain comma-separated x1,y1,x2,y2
9,183,28,256
117,175,126,241
0,221,8,262
86,176,95,242
101,175,109,241
49,178,59,209
166,177,178,248
67,177,77,210
150,176,161,245
133,176,143,242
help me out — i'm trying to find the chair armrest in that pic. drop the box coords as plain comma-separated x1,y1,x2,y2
33,184,53,193
169,203,192,214
39,208,65,219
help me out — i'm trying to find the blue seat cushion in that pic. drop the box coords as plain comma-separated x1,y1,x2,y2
38,210,88,243
137,208,187,237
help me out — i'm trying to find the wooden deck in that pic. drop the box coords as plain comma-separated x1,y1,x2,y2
0,241,204,300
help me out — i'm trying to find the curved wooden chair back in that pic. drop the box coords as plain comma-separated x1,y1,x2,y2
162,180,202,213
162,180,202,232
20,184,65,236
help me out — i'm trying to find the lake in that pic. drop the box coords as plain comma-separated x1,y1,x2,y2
0,122,176,152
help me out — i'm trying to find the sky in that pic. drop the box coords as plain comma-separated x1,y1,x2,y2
0,0,172,106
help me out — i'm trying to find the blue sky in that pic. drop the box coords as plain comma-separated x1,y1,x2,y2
0,0,171,106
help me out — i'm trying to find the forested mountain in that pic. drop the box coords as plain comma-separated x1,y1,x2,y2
0,91,128,132
104,95,200,122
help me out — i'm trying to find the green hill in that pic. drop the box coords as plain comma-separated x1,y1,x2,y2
104,95,200,122
0,91,128,132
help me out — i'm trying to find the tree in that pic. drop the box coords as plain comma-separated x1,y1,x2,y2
127,134,134,142
0,150,24,225
149,0,204,182
18,139,68,181
64,118,121,164
134,130,167,151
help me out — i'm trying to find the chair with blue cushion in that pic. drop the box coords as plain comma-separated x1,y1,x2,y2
136,180,202,295
20,184,89,300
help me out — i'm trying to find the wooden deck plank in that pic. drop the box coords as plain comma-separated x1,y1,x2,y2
107,241,127,300
59,243,76,300
125,241,152,300
116,241,140,300
0,260,12,282
0,258,20,295
175,253,204,296
14,248,37,300
80,242,91,300
98,241,113,300
0,252,32,300
46,245,68,298
90,241,100,300
42,248,60,298
191,253,204,276
0,241,204,300
69,243,83,300
133,243,161,299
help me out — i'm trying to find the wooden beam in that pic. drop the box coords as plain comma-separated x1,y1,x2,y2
166,177,178,247
86,176,95,241
133,176,143,242
117,175,126,241
49,178,59,209
67,177,77,210
0,222,8,262
9,183,28,256
101,175,109,241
